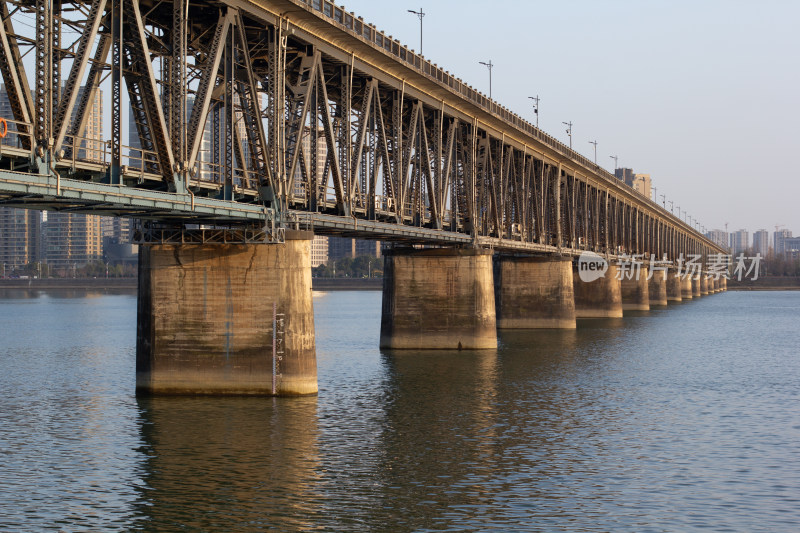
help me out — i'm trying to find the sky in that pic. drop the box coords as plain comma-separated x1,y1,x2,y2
336,0,800,236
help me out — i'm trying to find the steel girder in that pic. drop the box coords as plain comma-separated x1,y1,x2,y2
0,0,724,259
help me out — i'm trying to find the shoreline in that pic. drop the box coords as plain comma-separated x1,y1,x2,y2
0,277,383,291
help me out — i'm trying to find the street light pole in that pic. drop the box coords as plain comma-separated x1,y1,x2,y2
528,95,539,128
660,194,665,208
588,140,598,164
479,60,493,98
407,7,425,55
609,155,618,173
562,121,572,149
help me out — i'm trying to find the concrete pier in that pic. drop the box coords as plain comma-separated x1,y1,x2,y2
136,232,317,396
700,276,709,295
494,256,576,329
573,264,623,318
722,277,727,291
692,277,701,297
620,265,650,311
648,269,669,306
681,276,694,299
666,272,683,302
380,248,497,349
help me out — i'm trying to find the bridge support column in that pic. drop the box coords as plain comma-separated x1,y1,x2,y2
700,275,709,295
648,269,668,306
722,278,727,291
380,248,497,349
681,276,694,299
666,271,683,302
692,276,701,297
573,264,623,318
621,265,650,311
494,256,576,329
136,232,317,396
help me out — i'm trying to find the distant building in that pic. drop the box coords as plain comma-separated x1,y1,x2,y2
751,229,769,257
782,237,800,258
43,212,103,272
614,168,635,184
774,229,792,256
328,237,381,261
706,229,728,249
0,208,41,273
631,173,651,199
729,229,749,256
310,235,329,267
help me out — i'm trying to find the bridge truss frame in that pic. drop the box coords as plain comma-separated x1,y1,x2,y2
0,0,725,260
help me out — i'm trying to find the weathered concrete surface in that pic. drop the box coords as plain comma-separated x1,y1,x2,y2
692,277,701,297
380,248,497,349
494,256,576,329
681,276,694,299
136,233,316,396
700,276,709,295
573,264,623,318
666,272,683,302
648,269,669,306
620,265,650,311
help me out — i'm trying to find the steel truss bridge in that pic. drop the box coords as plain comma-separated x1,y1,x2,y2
0,0,724,259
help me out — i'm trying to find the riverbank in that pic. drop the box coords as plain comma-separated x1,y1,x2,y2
726,276,800,291
0,277,383,291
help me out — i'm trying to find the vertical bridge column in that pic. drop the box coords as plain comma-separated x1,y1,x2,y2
573,262,623,318
380,248,497,349
648,268,668,306
621,265,650,311
692,276,702,297
681,275,694,300
700,275,709,295
136,231,317,396
666,270,683,302
494,256,576,329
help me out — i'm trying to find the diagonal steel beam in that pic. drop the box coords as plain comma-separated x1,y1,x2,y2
53,0,107,154
125,0,175,183
187,10,233,173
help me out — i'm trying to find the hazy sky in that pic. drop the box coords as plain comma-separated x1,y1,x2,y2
337,0,800,236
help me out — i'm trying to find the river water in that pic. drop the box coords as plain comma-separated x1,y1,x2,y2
0,289,798,531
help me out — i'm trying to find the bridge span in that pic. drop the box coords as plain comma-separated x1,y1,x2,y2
0,0,726,395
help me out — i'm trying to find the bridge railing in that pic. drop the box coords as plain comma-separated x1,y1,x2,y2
0,118,33,154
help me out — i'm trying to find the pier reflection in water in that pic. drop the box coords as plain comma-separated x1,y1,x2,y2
0,290,798,531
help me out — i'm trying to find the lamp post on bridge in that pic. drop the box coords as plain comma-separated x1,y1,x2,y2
610,155,618,172
660,194,665,208
562,121,572,149
589,140,598,164
528,95,540,128
479,60,493,98
407,7,425,55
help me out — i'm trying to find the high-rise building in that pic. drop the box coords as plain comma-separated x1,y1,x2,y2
774,229,792,256
310,235,329,267
783,237,800,259
752,229,769,257
614,168,635,183
74,85,103,161
328,236,381,261
729,229,749,256
706,229,729,249
43,212,103,272
631,173,651,199
0,208,41,273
